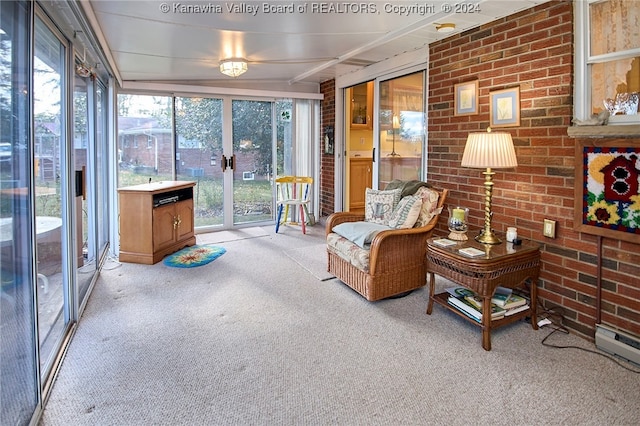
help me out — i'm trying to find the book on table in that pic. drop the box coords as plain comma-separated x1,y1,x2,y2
432,238,457,247
447,295,506,321
458,247,485,257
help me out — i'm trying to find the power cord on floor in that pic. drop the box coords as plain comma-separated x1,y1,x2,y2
536,304,640,374
101,255,122,270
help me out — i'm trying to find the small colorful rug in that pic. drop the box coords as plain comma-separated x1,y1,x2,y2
163,245,226,268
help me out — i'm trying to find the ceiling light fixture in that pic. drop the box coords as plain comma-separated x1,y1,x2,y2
219,58,248,77
436,23,456,33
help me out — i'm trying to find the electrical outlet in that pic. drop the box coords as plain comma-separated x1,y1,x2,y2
543,219,556,238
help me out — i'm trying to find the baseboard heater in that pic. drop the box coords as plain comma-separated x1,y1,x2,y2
595,324,640,366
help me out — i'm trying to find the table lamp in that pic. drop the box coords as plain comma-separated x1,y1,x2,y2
388,114,401,157
461,128,517,244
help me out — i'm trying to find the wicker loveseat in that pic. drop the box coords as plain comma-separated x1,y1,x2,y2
326,182,448,301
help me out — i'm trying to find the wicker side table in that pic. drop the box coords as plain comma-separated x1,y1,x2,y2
426,237,541,351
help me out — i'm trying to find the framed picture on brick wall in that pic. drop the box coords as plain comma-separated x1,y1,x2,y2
490,87,520,127
454,80,479,116
574,139,640,244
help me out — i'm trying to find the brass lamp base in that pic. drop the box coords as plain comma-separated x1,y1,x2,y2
475,230,501,245
476,167,502,245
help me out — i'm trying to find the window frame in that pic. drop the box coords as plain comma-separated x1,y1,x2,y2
575,0,640,125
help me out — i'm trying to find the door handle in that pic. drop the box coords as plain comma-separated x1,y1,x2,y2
220,155,236,172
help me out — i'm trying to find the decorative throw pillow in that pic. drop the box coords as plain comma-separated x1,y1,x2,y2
388,195,423,229
414,187,440,227
364,188,402,225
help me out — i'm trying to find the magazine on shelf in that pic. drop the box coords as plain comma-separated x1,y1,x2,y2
432,238,457,247
491,286,513,307
463,289,529,313
504,304,530,317
502,294,529,309
447,299,481,324
464,294,484,310
447,295,506,320
464,294,499,311
458,247,485,257
445,286,476,299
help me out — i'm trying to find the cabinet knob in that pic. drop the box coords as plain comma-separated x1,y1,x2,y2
173,215,182,229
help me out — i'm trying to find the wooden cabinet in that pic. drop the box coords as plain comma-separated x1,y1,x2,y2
349,157,372,212
118,181,196,264
350,81,373,129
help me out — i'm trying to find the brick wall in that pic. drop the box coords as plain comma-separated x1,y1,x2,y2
427,1,640,340
320,79,336,218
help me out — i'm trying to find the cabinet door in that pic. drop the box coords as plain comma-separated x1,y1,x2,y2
175,199,194,242
152,204,177,251
350,82,373,129
349,158,372,211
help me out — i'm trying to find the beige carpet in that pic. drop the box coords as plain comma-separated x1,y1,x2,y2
40,224,640,425
283,243,335,281
196,226,269,244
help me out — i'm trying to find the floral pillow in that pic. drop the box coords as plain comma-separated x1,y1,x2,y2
414,187,440,227
365,188,401,225
388,195,423,229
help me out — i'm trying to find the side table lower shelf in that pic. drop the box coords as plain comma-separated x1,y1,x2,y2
431,292,533,329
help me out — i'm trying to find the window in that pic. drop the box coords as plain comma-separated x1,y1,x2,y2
576,0,640,124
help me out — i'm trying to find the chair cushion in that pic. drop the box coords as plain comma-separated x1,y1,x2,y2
364,188,402,225
414,186,441,227
332,221,391,248
327,232,371,272
388,194,423,229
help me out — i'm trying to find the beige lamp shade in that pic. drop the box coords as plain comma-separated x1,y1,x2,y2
219,58,248,77
461,130,518,169
392,115,401,129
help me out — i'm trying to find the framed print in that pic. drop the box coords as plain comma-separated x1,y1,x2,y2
324,125,334,155
490,87,520,127
574,139,640,244
454,80,478,116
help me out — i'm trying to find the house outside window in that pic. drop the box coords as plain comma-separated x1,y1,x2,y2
576,0,640,124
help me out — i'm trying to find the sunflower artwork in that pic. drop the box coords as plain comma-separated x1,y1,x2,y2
581,147,640,241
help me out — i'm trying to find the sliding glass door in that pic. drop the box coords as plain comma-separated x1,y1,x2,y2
34,13,70,375
230,99,274,226
0,1,39,423
118,95,317,231
174,96,223,227
377,71,425,187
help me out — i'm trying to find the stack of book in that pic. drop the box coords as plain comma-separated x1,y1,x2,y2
445,286,530,322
